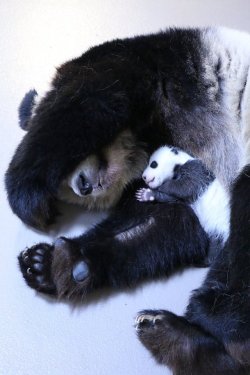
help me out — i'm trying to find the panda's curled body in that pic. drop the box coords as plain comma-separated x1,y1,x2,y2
6,26,250,374
137,146,230,249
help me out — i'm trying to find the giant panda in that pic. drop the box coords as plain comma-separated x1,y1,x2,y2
5,27,250,374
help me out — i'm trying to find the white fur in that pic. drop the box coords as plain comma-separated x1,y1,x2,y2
191,179,230,243
143,145,230,244
203,27,250,171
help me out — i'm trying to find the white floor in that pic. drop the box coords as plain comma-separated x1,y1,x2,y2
1,1,250,375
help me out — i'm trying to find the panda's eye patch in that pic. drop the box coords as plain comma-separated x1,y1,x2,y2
150,161,158,168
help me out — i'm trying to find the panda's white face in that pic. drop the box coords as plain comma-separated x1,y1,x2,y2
142,146,194,188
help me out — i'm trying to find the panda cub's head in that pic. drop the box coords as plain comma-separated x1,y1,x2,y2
142,146,194,189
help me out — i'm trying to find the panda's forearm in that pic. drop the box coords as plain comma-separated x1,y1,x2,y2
81,186,156,240
153,159,214,203
157,178,201,203
19,200,209,297
152,190,179,203
79,202,152,241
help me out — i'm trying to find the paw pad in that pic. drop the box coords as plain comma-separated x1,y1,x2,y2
18,244,56,294
72,261,89,282
135,188,155,202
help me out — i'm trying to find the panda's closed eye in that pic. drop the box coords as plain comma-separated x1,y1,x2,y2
150,161,158,168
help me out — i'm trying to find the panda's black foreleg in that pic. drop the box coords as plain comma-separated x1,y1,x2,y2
18,197,209,300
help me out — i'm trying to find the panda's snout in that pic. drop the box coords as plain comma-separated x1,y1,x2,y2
77,174,93,195
142,175,155,185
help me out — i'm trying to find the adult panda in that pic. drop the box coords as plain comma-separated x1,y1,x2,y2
5,27,250,374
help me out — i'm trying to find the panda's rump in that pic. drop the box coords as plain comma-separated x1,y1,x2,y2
191,179,230,243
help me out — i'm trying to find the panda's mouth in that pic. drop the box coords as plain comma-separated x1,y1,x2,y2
92,181,105,192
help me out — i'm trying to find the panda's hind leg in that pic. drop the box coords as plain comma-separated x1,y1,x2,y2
135,310,244,375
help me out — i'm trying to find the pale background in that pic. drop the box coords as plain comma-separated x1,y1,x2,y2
1,1,250,375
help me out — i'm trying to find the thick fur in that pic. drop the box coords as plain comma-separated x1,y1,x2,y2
5,27,250,374
18,89,38,130
136,145,230,251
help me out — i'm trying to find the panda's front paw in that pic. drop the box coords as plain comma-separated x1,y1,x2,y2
136,188,155,202
18,243,56,295
18,238,93,300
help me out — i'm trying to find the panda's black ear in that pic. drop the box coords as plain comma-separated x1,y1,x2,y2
18,89,38,131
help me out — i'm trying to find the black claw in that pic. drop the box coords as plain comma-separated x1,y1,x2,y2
23,255,30,264
27,267,33,275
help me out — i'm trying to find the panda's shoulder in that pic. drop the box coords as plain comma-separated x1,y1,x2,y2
181,159,215,184
177,159,207,176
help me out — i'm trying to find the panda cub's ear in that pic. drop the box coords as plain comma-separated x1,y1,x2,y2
171,147,179,155
150,161,158,168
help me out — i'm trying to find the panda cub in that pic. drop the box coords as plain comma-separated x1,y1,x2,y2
136,146,230,257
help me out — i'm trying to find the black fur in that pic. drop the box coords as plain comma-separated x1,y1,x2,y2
5,28,221,228
18,89,37,130
18,182,209,298
137,165,250,374
5,28,250,374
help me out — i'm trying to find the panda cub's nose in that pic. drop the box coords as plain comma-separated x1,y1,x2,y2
142,175,155,184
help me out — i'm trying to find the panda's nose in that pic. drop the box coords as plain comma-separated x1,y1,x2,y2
77,174,93,195
143,175,155,184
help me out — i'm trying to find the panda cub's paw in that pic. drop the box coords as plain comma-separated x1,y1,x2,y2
136,188,155,202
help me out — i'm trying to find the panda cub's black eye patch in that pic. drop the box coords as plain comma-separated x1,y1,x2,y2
150,161,158,168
